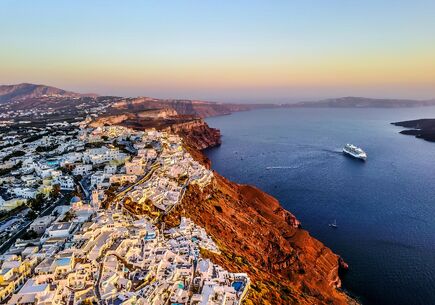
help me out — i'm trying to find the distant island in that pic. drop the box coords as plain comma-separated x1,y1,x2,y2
392,119,435,142
1,83,435,113
287,97,435,108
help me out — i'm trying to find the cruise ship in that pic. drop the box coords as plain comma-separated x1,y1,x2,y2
343,144,367,160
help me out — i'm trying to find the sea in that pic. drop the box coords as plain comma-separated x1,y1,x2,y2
204,106,435,305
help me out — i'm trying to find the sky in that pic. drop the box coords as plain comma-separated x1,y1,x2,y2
1,0,435,102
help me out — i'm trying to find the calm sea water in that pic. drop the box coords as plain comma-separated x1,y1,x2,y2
205,107,435,305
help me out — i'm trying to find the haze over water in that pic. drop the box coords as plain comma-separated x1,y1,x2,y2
205,107,435,305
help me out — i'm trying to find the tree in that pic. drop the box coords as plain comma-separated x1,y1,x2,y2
28,193,45,211
50,184,61,200
62,210,76,222
26,210,38,220
36,144,59,153
0,161,22,176
73,175,83,183
2,150,25,162
21,229,38,240
61,167,72,175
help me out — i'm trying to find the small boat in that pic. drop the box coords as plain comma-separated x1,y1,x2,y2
329,219,338,228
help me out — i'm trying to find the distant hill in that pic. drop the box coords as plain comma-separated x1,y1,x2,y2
0,83,98,103
289,96,435,108
109,97,275,118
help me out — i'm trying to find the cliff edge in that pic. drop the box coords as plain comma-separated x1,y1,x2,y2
164,120,355,304
94,113,355,304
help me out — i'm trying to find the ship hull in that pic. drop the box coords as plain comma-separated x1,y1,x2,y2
343,150,367,161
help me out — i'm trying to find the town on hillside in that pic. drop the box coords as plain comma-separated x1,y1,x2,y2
0,117,249,305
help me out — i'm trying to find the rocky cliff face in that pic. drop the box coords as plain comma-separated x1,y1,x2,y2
91,111,221,151
161,121,356,305
163,119,221,150
96,113,355,304
165,171,353,305
90,108,179,127
110,97,260,118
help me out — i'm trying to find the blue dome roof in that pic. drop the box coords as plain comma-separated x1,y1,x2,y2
70,196,81,203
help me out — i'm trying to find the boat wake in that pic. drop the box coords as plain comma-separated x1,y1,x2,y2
321,148,343,154
266,165,300,170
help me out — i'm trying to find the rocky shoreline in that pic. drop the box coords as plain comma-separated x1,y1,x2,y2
392,119,435,142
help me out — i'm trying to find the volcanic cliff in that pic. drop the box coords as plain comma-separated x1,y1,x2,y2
90,110,221,151
134,117,354,304
163,119,221,150
163,132,354,305
109,97,273,118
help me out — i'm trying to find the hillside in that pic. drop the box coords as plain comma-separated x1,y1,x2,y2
0,83,97,103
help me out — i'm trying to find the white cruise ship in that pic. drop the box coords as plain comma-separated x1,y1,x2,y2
343,144,367,160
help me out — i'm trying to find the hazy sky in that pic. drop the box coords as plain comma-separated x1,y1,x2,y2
1,1,435,102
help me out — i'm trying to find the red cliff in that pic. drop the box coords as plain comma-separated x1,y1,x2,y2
166,170,354,305
163,119,221,150
163,121,356,305
95,113,356,304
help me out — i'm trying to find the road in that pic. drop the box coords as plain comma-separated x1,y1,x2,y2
111,161,160,206
95,261,103,302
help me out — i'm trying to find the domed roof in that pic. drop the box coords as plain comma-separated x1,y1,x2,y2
70,196,82,204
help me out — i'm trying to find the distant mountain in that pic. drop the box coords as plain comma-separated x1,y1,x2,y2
0,83,98,103
289,96,435,108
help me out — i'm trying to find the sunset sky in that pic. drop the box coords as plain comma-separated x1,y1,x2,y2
1,0,435,102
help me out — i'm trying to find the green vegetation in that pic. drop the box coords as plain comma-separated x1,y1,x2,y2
105,184,119,202
0,204,26,222
27,193,45,211
21,229,38,240
60,167,72,175
3,150,25,162
23,134,45,143
62,210,76,222
50,184,61,200
0,141,20,150
26,210,38,220
113,140,133,155
36,144,59,153
85,142,105,149
0,161,22,177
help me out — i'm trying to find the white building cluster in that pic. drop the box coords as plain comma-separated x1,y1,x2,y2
0,128,81,211
125,130,213,212
1,199,249,305
0,123,249,305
